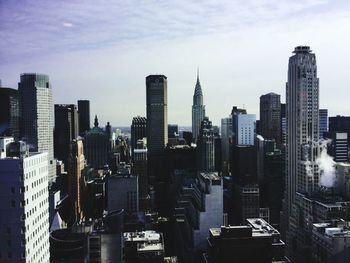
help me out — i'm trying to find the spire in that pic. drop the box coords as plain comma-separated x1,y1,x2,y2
94,115,99,127
194,67,202,97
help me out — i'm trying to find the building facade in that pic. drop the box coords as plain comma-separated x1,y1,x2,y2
130,116,146,160
197,117,215,172
319,109,328,139
0,87,20,140
259,92,281,144
18,73,56,184
0,142,50,263
78,100,90,136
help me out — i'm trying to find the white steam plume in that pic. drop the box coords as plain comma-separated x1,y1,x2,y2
316,140,336,187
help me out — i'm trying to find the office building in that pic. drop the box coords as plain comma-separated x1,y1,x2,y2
68,139,86,222
221,117,232,175
233,114,256,146
78,100,90,136
132,147,148,211
107,174,139,214
146,75,168,186
131,116,146,159
0,87,20,140
329,115,350,143
285,46,320,260
84,116,110,169
319,109,328,139
18,73,56,184
205,218,285,263
0,141,50,263
333,132,348,162
281,103,287,145
197,117,215,172
259,92,281,144
311,220,350,263
54,104,79,166
192,71,205,143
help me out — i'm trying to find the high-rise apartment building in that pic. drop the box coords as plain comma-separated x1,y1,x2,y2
285,46,320,260
0,87,20,140
0,141,50,262
197,117,215,172
259,92,281,144
146,75,168,184
78,100,90,136
192,71,205,143
54,104,79,166
319,109,328,139
18,73,56,184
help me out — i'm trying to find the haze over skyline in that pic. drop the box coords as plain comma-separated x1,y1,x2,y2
1,0,350,126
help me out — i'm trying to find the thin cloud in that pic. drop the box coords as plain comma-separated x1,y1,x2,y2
62,22,73,28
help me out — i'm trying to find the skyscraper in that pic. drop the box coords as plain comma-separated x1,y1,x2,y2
78,100,90,136
221,117,232,175
259,92,281,144
233,114,256,146
192,70,205,143
0,87,20,140
197,117,215,172
146,75,168,183
285,46,319,259
130,116,147,159
18,73,56,184
54,104,79,166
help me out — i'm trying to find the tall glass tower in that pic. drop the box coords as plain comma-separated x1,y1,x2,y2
18,73,56,184
192,70,205,143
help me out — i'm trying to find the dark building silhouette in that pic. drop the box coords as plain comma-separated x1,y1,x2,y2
260,93,281,144
0,87,20,140
146,75,168,184
54,104,79,166
182,131,193,146
78,100,90,136
84,116,110,169
205,218,285,263
168,124,178,139
131,116,146,159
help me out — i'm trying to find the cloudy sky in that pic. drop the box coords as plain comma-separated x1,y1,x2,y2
1,0,350,126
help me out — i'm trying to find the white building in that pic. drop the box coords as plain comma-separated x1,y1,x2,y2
0,136,14,158
234,114,256,146
0,141,50,263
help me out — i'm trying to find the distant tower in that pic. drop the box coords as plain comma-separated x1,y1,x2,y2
18,73,56,184
197,117,215,172
78,100,90,136
0,87,20,140
146,75,168,183
260,93,281,144
54,104,79,166
192,69,205,143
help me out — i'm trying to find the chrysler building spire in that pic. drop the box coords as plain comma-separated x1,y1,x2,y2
192,69,205,143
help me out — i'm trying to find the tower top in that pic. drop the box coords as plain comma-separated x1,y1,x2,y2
293,46,312,54
94,115,99,127
194,68,202,97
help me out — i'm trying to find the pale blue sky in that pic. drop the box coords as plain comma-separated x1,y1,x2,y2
1,0,350,126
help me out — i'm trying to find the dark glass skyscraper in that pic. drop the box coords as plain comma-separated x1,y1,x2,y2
18,73,56,184
259,92,281,144
0,87,20,140
78,100,90,136
54,104,79,166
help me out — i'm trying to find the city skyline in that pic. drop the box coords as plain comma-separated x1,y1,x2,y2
1,0,350,126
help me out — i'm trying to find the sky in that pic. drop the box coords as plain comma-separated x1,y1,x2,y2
1,0,350,126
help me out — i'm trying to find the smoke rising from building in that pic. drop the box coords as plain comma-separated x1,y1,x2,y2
317,140,336,188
